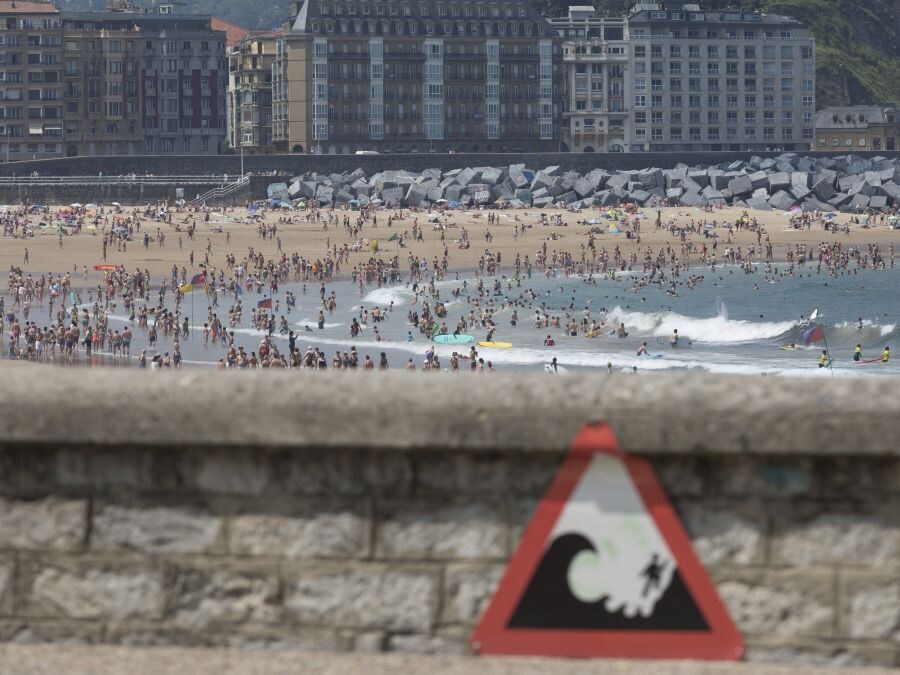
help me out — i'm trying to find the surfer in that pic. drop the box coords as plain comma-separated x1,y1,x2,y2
853,344,862,362
818,350,829,368
882,346,891,363
636,342,649,356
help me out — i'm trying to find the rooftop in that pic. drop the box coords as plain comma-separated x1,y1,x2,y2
815,105,898,128
628,3,805,27
212,16,251,47
0,0,57,14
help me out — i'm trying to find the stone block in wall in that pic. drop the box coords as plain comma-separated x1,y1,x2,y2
275,450,411,497
771,506,900,567
742,636,897,667
55,447,163,492
714,568,836,639
24,561,165,621
228,499,369,559
386,627,470,655
708,457,812,499
840,571,900,641
168,564,282,630
284,564,438,632
91,503,224,555
182,450,270,496
441,563,505,625
0,618,106,644
0,556,12,615
678,501,766,566
375,502,507,560
0,497,87,552
414,454,557,498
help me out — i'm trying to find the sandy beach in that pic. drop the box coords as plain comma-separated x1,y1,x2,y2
2,202,898,279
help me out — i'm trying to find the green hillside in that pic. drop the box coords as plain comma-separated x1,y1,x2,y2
59,0,899,107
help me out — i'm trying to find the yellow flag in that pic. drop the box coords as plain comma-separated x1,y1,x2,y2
179,283,193,294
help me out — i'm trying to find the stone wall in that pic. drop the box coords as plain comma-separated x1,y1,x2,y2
1,151,898,180
0,179,258,207
0,369,898,666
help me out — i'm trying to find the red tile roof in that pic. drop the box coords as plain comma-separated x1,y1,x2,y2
211,17,250,48
0,0,58,14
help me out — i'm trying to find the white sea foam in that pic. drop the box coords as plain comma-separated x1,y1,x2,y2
362,286,414,306
607,306,796,343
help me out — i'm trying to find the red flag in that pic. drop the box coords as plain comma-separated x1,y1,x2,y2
802,324,825,345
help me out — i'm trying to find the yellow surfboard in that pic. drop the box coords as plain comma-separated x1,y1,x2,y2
478,341,513,348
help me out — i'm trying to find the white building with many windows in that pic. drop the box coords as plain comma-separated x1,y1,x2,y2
625,1,815,152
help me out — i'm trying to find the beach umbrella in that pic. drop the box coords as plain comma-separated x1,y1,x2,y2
70,203,82,208
889,215,898,221
85,203,97,209
111,201,121,207
370,198,383,205
86,225,97,231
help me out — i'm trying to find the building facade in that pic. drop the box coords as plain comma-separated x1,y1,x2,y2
60,12,142,157
0,1,63,162
625,1,815,152
549,7,630,153
278,0,564,154
2,3,227,161
814,105,898,152
133,12,227,155
227,32,278,153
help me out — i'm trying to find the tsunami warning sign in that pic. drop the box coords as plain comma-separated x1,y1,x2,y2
471,422,745,660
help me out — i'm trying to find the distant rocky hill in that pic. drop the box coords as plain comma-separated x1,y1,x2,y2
59,0,898,107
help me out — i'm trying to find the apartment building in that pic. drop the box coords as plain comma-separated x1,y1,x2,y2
0,1,63,161
626,1,815,152
549,7,630,153
227,32,279,153
815,105,898,152
134,12,227,155
60,12,141,157
1,3,226,161
275,0,564,154
271,34,289,151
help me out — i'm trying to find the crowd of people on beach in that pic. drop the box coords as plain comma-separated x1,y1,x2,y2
1,194,897,371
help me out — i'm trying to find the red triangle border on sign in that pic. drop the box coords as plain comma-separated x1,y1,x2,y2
471,422,745,661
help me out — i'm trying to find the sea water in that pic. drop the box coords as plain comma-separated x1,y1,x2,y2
91,263,900,376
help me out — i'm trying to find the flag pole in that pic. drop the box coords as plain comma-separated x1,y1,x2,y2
820,322,834,378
